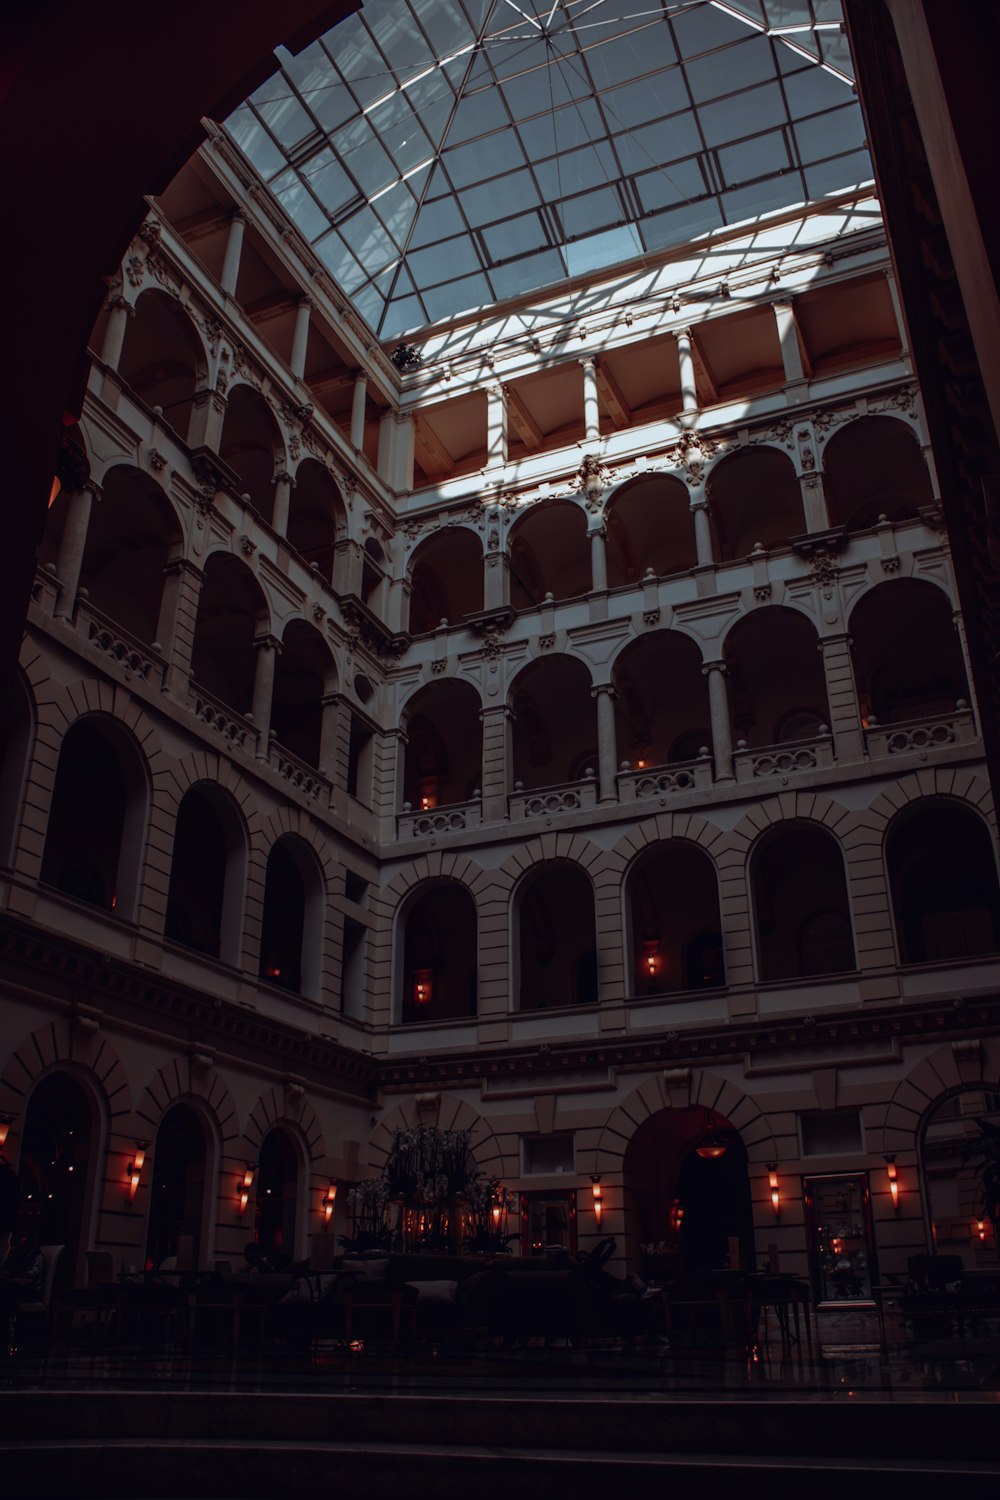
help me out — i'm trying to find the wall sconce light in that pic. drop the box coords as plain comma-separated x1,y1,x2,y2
976,1218,987,1244
0,1114,14,1151
643,943,660,980
127,1142,148,1202
322,1182,337,1223
884,1155,899,1211
237,1164,255,1217
767,1164,780,1218
414,969,433,1007
669,1198,684,1234
590,1175,603,1226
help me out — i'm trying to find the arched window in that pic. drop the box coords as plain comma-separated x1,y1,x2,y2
887,801,1000,964
256,1127,300,1267
119,289,204,442
272,620,335,769
408,528,484,633
19,1072,96,1290
401,882,477,1023
78,466,183,644
509,501,590,608
287,459,344,581
612,632,710,771
724,607,829,748
751,824,855,982
824,416,933,530
518,864,597,1011
402,680,483,809
627,842,724,996
165,785,245,963
605,476,696,585
190,553,269,714
145,1103,210,1272
850,579,967,726
219,385,282,525
259,835,324,998
40,716,146,916
708,448,804,560
510,655,597,790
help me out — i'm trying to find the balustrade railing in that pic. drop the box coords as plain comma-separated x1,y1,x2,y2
508,774,598,821
733,732,835,782
617,755,713,802
78,600,167,689
397,798,482,838
189,681,259,754
864,704,976,758
268,738,331,801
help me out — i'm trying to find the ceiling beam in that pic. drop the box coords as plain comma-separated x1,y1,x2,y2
413,416,455,480
245,290,299,323
689,330,719,405
506,387,543,450
595,358,632,427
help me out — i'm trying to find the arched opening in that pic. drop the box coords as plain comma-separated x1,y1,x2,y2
518,864,597,1011
408,527,484,633
824,416,933,530
0,672,33,867
509,501,590,608
77,466,183,644
724,607,829,748
219,384,282,525
850,579,968,726
920,1086,1000,1269
751,823,855,982
627,842,724,996
118,289,204,443
40,716,147,917
605,475,696,586
287,459,343,581
272,619,335,769
145,1103,210,1272
256,1127,300,1267
402,679,483,810
165,784,245,963
887,801,1000,964
190,552,269,714
400,881,478,1024
612,631,710,771
18,1072,96,1290
259,835,324,998
510,655,597,791
708,448,805,560
624,1106,754,1281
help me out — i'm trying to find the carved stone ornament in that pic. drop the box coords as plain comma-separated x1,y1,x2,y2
240,534,257,557
147,448,167,472
496,491,520,515
126,254,145,289
480,622,508,665
138,219,162,250
431,658,447,674
874,383,918,419
194,485,216,518
231,342,263,391
811,550,839,592
753,584,772,602
312,604,326,623
764,418,796,447
487,527,500,552
539,633,555,649
571,453,613,510
643,608,661,627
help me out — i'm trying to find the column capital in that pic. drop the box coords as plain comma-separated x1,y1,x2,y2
579,353,598,370
105,293,135,315
591,681,617,700
162,557,204,582
229,208,249,227
479,704,515,724
253,633,282,655
272,468,295,488
701,658,727,676
295,293,315,311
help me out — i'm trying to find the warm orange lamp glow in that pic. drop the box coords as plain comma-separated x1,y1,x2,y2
414,968,432,1007
0,1114,13,1151
591,1175,603,1226
767,1164,780,1217
127,1142,148,1202
976,1218,987,1243
48,475,61,508
884,1155,899,1211
669,1198,684,1233
643,943,660,979
238,1164,255,1216
322,1182,337,1223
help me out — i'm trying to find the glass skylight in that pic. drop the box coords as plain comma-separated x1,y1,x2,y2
225,0,871,341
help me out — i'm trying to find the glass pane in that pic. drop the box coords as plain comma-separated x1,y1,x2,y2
671,3,747,57
585,26,677,90
332,121,396,196
227,107,287,180
565,223,643,277
794,105,868,164
634,157,708,213
613,114,703,176
804,150,872,198
408,195,469,249
722,175,805,222
684,36,777,105
422,272,492,322
460,169,539,229
532,142,619,201
407,234,483,285
555,185,627,241
482,211,550,262
698,81,787,148
719,129,792,186
604,71,690,130
444,128,526,188
517,97,606,159
303,149,357,215
270,171,329,241
337,206,397,270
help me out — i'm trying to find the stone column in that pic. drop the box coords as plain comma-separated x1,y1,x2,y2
480,705,512,823
675,328,698,420
333,538,363,597
272,469,294,537
818,633,864,762
691,500,715,567
221,210,247,297
290,297,312,379
800,470,832,533
156,559,204,685
100,294,134,371
251,635,281,754
591,683,618,802
393,410,414,493
589,524,608,592
487,381,508,468
350,372,368,450
772,300,806,383
702,659,734,781
581,356,600,443
484,547,510,613
54,482,99,619
187,388,227,451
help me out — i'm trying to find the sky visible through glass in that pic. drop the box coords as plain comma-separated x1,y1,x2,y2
225,0,870,340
